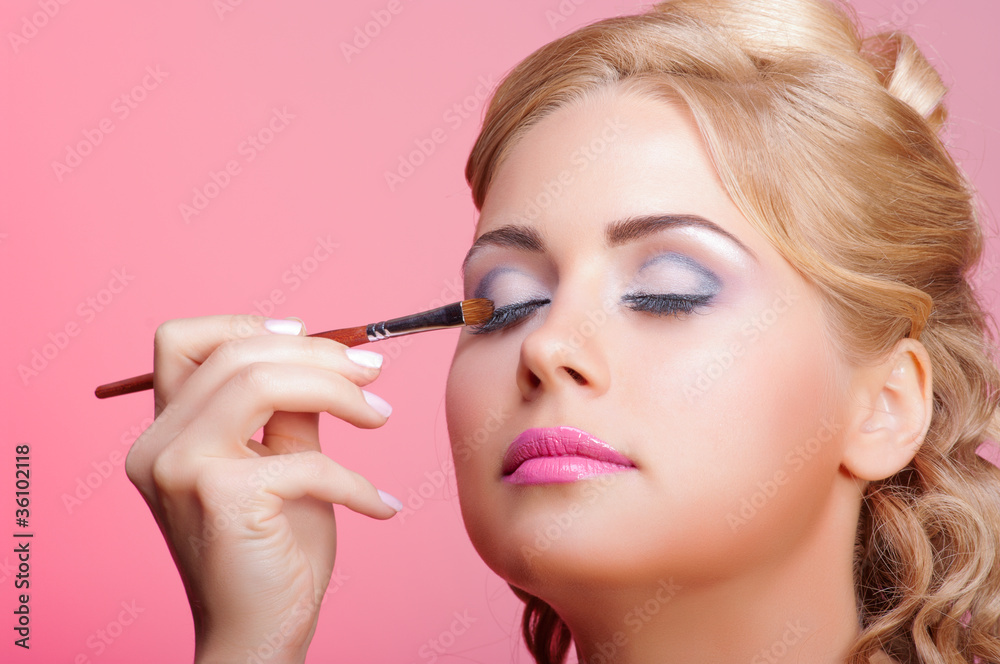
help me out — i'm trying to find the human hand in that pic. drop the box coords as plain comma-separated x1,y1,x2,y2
124,315,400,663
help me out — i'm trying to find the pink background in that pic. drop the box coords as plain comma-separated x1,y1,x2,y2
2,1,997,662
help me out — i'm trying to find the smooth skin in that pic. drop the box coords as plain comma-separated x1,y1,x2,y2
128,87,933,663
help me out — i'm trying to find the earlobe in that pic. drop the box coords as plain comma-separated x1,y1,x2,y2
841,339,933,482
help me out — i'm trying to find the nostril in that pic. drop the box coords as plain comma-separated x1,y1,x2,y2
564,367,586,385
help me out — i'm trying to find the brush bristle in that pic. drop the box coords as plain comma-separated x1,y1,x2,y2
461,298,494,326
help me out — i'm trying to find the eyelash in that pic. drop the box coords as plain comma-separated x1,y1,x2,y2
468,293,713,335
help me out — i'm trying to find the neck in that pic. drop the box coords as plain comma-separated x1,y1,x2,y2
555,483,863,664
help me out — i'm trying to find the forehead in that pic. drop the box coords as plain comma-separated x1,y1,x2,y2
475,87,737,239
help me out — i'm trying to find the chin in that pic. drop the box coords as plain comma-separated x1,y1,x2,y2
459,466,792,599
459,472,669,591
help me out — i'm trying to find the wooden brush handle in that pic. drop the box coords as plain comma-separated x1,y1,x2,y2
94,324,370,399
94,372,157,399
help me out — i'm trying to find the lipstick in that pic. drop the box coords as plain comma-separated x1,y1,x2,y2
502,425,636,485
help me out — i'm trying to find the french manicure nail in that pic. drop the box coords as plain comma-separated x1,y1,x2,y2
378,489,403,512
264,318,303,335
362,389,393,417
346,348,384,369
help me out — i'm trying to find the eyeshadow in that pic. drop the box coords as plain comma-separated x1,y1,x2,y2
638,252,721,296
473,266,516,300
472,266,549,306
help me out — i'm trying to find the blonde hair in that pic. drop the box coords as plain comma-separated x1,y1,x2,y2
464,1,1000,662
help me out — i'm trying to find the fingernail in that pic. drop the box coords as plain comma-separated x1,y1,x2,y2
264,318,303,336
362,389,393,417
345,348,383,369
377,489,403,512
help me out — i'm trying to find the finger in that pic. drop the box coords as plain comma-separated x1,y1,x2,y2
152,314,275,410
127,316,316,496
169,334,383,425
175,362,392,458
262,411,321,454
257,451,402,520
140,329,382,465
128,316,304,479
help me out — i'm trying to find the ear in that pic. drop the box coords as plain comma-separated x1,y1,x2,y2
841,338,934,482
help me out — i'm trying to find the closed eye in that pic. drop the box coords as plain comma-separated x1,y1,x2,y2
468,293,714,335
468,298,551,335
621,292,713,316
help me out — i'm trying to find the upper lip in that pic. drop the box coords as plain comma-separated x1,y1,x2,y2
501,426,636,475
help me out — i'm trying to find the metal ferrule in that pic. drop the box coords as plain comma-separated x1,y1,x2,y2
365,301,466,341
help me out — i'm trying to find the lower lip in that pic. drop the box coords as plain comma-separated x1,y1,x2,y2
503,456,636,485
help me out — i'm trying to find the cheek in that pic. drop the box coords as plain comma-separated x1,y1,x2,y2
445,348,512,569
704,316,840,488
445,344,489,471
622,290,844,564
445,339,510,519
717,312,842,545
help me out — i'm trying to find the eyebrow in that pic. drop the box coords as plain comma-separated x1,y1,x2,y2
460,213,758,277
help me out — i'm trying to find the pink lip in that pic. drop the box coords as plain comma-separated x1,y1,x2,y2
501,426,636,485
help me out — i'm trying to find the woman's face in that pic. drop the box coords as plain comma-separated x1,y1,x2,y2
445,87,853,597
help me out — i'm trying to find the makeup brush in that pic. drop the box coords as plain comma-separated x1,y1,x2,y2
94,298,494,399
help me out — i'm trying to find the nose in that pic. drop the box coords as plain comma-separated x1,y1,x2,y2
515,292,612,400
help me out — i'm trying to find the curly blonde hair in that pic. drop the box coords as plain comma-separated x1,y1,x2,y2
464,1,1000,662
